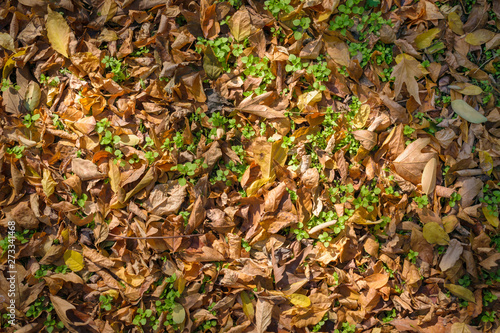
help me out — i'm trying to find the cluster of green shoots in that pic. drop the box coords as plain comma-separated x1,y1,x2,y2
26,296,64,333
480,184,500,217
329,0,390,38
133,274,183,331
102,55,129,83
241,55,276,96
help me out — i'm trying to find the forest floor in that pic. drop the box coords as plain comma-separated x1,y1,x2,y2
1,0,500,332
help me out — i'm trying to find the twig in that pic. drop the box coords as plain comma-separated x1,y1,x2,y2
308,220,338,234
107,233,204,240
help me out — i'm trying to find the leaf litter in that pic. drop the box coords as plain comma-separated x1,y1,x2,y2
0,0,500,332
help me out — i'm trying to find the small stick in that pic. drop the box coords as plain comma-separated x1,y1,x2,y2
107,233,204,240
308,220,338,235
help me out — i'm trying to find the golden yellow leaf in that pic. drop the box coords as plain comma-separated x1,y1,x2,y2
288,293,311,308
42,169,57,197
353,104,370,129
174,274,186,294
63,250,85,272
465,29,496,46
246,176,274,197
46,7,71,58
102,289,119,299
444,284,476,302
422,222,450,245
415,28,440,49
297,90,322,112
482,206,499,228
114,267,145,287
241,291,255,320
3,49,27,79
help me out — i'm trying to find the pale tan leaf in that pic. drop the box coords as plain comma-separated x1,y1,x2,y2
391,54,422,104
451,322,471,333
0,32,15,52
394,138,435,184
421,158,437,196
228,9,252,42
439,239,463,271
255,298,273,333
24,81,41,112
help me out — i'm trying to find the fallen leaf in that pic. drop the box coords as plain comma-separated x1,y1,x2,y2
465,29,496,45
423,222,450,245
46,7,71,57
439,239,463,271
415,28,440,49
63,250,85,272
288,294,311,308
229,9,252,42
421,158,437,196
0,32,15,52
42,169,57,197
451,99,487,123
172,303,185,324
255,298,273,333
444,284,476,302
391,54,423,104
241,291,255,320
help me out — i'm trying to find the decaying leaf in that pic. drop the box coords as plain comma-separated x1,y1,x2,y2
444,284,476,302
423,222,450,245
451,99,488,123
391,54,423,104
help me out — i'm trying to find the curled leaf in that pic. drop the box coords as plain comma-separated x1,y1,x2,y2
42,169,57,197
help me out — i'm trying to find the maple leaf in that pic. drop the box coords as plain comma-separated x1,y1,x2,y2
391,54,423,104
